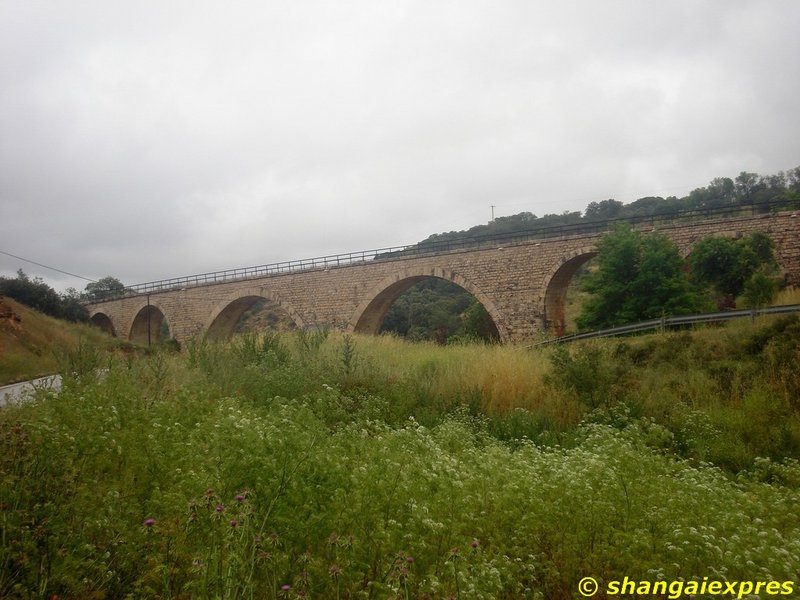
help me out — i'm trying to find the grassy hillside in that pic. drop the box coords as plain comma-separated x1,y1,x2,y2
0,296,128,385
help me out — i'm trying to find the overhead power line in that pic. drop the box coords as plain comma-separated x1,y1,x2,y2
0,249,97,283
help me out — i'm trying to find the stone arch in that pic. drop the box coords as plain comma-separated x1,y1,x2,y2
205,287,305,340
541,246,598,336
349,267,507,342
129,299,171,344
89,311,116,336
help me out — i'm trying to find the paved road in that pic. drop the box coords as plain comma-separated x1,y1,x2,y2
0,375,61,407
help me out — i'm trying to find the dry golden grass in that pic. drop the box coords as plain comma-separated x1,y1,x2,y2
311,299,799,425
775,285,800,305
319,332,580,422
0,297,122,385
433,344,551,412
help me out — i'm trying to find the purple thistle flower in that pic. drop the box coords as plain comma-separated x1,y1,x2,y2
143,518,155,527
215,504,225,513
235,494,245,502
281,584,291,591
229,519,238,528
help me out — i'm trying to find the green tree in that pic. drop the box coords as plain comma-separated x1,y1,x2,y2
380,279,499,342
622,196,665,216
787,166,800,191
60,287,90,322
0,270,61,316
584,199,623,221
84,276,126,301
461,298,500,341
687,237,745,299
576,225,703,330
0,270,88,322
688,232,778,307
735,171,763,204
708,177,735,204
741,271,779,309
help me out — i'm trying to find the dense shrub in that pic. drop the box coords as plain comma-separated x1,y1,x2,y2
0,270,88,322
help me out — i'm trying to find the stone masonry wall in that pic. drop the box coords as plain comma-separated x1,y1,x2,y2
88,211,799,344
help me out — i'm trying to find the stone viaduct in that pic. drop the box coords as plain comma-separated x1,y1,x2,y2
87,210,800,344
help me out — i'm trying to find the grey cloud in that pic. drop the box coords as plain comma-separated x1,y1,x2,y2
1,0,798,289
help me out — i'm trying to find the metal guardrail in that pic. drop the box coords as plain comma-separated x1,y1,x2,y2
125,249,394,295
532,304,800,347
92,198,798,301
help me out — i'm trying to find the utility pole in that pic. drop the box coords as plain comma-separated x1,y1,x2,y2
490,205,496,222
146,293,151,347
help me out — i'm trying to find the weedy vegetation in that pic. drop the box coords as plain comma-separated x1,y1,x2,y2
0,297,130,385
2,301,800,598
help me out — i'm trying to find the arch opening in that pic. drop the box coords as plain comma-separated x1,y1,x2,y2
130,305,170,345
90,312,116,337
543,251,598,337
207,296,298,341
354,276,500,343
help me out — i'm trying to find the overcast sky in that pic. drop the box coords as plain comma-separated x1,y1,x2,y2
2,1,799,291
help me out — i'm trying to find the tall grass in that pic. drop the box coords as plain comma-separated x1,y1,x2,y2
2,318,800,598
0,297,129,385
775,285,800,305
336,335,553,411
177,321,800,464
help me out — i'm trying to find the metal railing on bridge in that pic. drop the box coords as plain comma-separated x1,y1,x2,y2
532,303,800,347
96,197,797,301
